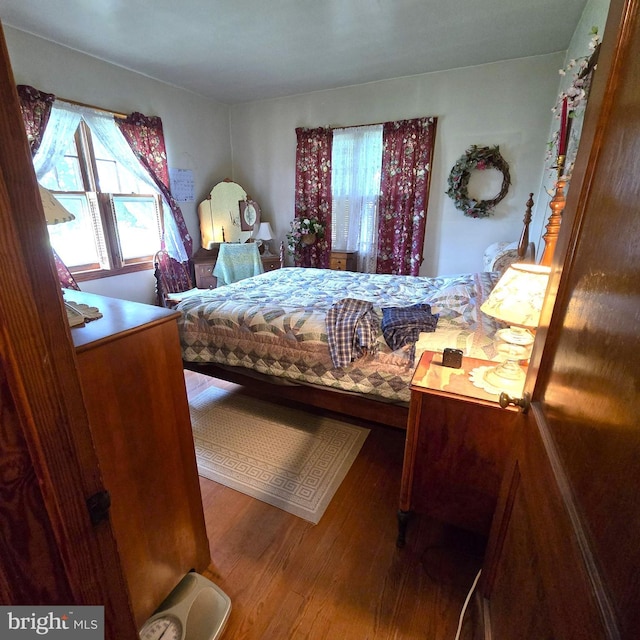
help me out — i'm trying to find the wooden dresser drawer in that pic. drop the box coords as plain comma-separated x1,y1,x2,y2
194,262,217,289
330,250,358,271
261,256,281,272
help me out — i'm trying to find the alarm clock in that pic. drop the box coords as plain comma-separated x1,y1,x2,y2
442,347,463,369
139,572,231,640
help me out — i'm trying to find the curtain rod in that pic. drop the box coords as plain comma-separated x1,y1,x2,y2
58,96,128,119
331,121,387,130
330,116,433,130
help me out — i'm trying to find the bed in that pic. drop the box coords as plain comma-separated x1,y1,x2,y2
178,194,555,429
179,266,513,429
180,265,503,378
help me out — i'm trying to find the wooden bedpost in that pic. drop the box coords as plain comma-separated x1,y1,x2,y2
540,177,566,266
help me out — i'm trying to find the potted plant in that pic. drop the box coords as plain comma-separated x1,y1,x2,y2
286,217,326,254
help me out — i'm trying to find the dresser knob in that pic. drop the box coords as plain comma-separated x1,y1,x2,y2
499,392,531,413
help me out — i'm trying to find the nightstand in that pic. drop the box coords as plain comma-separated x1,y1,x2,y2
192,246,281,288
397,350,522,546
330,250,357,271
261,254,281,273
192,246,220,289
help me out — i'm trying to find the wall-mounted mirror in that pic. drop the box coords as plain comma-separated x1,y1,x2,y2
198,179,260,247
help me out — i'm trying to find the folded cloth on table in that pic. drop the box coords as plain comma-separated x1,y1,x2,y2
212,243,264,286
381,303,439,359
326,298,379,368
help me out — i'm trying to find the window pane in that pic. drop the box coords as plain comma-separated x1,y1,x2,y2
40,137,84,191
331,125,382,250
39,120,162,276
47,194,102,268
93,135,150,194
112,196,161,260
95,156,120,192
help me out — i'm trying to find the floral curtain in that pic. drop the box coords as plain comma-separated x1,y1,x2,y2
294,126,333,268
17,85,54,155
116,113,192,262
376,117,437,275
17,85,80,291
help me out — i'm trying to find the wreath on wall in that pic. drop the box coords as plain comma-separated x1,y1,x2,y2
446,145,511,218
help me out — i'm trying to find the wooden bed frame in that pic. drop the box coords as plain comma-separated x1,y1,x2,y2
183,359,410,428
184,190,564,430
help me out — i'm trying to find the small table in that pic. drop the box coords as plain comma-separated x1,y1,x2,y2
330,250,358,271
397,351,523,546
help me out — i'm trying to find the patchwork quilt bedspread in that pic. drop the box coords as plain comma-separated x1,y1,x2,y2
177,267,503,404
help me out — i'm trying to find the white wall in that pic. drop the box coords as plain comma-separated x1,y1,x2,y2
230,54,563,276
7,14,607,290
4,26,232,304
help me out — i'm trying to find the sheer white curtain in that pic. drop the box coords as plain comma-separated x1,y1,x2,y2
33,102,82,178
82,108,187,262
35,101,187,262
331,125,383,273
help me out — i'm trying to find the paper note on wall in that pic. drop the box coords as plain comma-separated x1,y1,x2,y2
169,168,195,202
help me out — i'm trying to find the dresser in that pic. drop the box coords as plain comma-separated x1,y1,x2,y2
330,249,358,271
70,291,211,629
397,350,520,546
193,245,280,288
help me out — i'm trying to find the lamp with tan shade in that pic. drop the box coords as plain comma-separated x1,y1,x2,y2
39,185,75,225
475,263,551,395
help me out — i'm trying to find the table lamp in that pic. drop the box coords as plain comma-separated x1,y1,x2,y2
478,263,551,394
254,221,274,256
38,185,98,326
39,185,75,225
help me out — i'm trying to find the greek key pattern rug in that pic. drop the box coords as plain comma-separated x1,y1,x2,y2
189,386,369,524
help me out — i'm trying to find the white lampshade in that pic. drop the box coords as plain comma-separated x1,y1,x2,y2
254,222,274,241
481,263,551,329
474,262,551,395
39,185,75,225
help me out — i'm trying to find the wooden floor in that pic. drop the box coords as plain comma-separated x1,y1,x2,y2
185,370,483,640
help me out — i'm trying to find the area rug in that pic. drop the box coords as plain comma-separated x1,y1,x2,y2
189,386,369,524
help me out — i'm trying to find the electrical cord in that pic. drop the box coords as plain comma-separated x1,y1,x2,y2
453,569,482,640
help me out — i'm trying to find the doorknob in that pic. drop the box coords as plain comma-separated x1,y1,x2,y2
499,391,531,413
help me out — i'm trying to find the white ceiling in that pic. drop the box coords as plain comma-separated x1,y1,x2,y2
0,0,587,104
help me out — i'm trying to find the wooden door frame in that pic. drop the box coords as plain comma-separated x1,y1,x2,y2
0,23,137,638
480,0,637,636
529,0,638,635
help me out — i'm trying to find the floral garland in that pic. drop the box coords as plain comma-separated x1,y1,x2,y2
446,145,511,218
546,27,601,179
286,216,326,256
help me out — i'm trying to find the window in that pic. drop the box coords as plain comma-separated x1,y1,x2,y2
331,125,383,272
296,117,435,274
40,121,162,280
